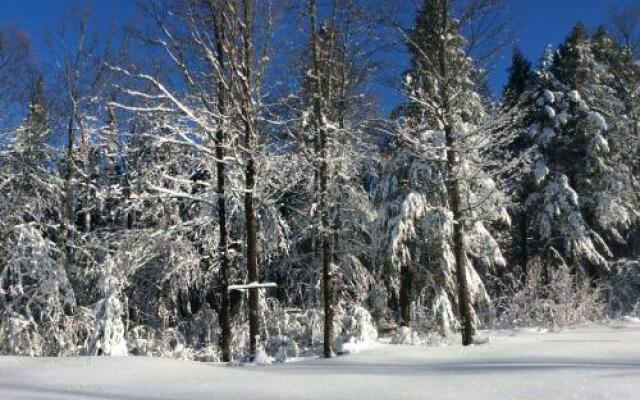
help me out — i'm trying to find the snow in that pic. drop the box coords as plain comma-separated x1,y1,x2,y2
228,282,278,291
390,326,420,345
556,110,569,125
568,90,581,102
335,307,378,355
1,322,639,399
533,158,549,185
83,268,128,357
543,89,555,104
250,344,274,365
592,133,609,154
544,105,556,119
590,112,608,131
541,127,556,144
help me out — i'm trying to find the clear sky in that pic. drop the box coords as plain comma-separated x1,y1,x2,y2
493,0,637,93
0,0,636,105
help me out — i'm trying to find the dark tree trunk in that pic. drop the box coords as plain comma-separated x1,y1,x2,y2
398,263,412,327
240,0,260,358
445,125,474,346
245,158,259,357
520,201,529,280
309,0,335,358
439,0,473,346
59,113,75,285
211,6,232,363
320,138,333,358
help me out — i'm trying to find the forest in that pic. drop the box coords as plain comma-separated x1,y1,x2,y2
0,0,639,365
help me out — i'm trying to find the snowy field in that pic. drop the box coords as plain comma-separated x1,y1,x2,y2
1,320,639,400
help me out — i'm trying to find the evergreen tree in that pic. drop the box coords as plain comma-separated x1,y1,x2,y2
521,24,637,281
0,75,77,356
379,0,509,344
503,48,535,108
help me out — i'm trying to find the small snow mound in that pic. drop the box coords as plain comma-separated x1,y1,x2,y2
610,316,640,329
252,344,274,365
510,327,550,335
472,336,491,345
194,346,220,363
620,316,640,324
336,336,377,354
336,306,378,354
391,326,419,345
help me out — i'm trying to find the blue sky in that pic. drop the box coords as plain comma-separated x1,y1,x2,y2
493,0,637,92
0,0,636,106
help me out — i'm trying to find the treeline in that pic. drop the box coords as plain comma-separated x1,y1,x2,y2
0,0,639,361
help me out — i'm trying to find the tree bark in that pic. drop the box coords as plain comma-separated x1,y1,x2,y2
309,0,334,358
211,4,232,363
398,263,412,327
520,201,529,280
240,0,260,358
439,0,474,346
58,111,75,284
446,159,474,346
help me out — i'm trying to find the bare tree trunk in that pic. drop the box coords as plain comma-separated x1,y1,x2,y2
239,0,260,358
217,143,232,361
444,118,474,345
59,112,75,282
211,5,232,362
439,0,474,346
520,201,529,280
309,0,335,359
81,125,91,234
398,263,412,327
320,141,333,358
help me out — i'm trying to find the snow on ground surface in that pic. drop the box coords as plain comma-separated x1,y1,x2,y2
1,320,640,400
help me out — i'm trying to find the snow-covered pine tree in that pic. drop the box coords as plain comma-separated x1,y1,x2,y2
0,78,77,356
83,258,128,356
378,0,510,343
598,18,640,246
502,49,537,278
522,24,637,280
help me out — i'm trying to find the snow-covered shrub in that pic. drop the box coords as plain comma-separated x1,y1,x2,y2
367,283,390,323
154,328,193,359
251,343,274,365
193,345,220,363
181,305,219,350
127,325,155,356
83,261,128,356
0,224,77,356
494,256,605,328
390,326,419,345
341,306,378,342
0,313,43,356
546,261,605,326
335,306,378,354
126,325,192,359
258,296,327,360
606,259,640,317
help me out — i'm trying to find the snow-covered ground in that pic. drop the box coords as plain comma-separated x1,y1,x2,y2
1,319,639,400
